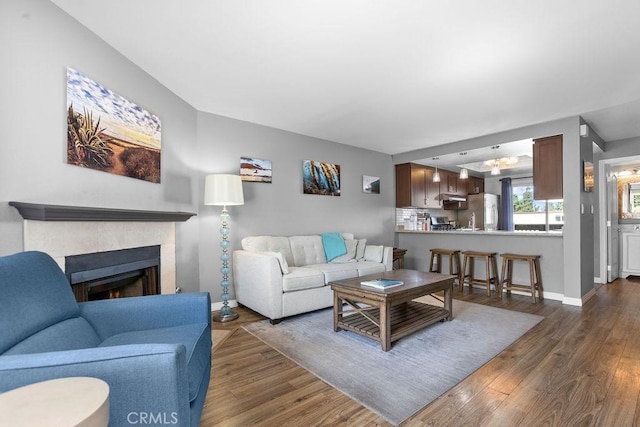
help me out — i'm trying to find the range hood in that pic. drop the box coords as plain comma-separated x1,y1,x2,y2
441,194,467,202
442,194,468,210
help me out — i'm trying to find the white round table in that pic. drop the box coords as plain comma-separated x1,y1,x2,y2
0,377,109,427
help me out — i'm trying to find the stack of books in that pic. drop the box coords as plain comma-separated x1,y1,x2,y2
360,279,404,289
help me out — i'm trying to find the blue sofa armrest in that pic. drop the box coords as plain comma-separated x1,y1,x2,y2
79,292,211,340
0,344,191,426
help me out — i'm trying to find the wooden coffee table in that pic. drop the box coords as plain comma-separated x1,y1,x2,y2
330,269,455,351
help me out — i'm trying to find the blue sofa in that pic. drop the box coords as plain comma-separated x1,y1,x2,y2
0,251,211,427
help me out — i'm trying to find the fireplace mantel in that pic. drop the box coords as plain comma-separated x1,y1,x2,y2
9,202,196,222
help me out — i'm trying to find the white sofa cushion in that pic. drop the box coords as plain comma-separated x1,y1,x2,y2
330,239,358,264
242,236,294,266
355,239,367,260
363,245,384,263
357,261,387,276
282,267,326,292
263,251,289,274
289,235,327,266
306,262,361,283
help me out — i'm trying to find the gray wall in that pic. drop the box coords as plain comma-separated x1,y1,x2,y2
0,0,396,302
196,112,396,300
0,0,202,291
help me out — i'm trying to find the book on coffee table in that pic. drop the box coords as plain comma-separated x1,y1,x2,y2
360,279,404,289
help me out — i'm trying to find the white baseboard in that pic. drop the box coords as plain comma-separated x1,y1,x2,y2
562,296,583,306
459,284,564,303
211,299,238,312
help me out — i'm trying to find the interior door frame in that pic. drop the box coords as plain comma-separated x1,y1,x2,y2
598,155,640,283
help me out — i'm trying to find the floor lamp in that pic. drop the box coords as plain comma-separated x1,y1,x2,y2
204,174,244,322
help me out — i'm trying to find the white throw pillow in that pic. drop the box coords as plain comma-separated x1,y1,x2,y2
330,239,358,263
355,239,367,260
363,245,384,263
264,251,289,274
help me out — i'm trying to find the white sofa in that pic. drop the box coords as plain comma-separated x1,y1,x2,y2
233,233,393,323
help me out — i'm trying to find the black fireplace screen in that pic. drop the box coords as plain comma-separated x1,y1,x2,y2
65,245,160,302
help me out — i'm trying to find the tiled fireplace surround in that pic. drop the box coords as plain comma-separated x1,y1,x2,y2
22,220,177,295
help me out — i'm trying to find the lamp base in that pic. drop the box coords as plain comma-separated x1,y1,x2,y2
212,310,239,323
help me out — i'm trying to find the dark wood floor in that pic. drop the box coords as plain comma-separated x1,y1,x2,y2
202,277,640,426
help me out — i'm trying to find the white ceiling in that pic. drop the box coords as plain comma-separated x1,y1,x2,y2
51,0,640,157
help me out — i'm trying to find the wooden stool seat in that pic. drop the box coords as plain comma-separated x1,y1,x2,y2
461,251,499,297
429,249,462,285
500,253,543,304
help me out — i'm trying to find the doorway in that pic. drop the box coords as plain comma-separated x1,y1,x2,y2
598,155,640,282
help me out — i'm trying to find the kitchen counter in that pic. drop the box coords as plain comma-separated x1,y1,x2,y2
397,229,563,237
395,228,565,299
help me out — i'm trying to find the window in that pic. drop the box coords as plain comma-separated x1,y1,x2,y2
512,184,563,232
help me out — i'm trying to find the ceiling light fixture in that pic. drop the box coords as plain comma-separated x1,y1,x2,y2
490,145,501,176
432,157,441,182
459,152,468,180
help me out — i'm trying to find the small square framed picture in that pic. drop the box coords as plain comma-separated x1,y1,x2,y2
363,175,380,194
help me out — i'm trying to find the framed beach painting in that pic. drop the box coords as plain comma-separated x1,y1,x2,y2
240,157,272,183
302,160,340,196
363,175,380,194
66,68,162,183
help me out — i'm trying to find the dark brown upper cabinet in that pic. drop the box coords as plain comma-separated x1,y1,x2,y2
533,134,563,200
395,163,442,208
467,176,484,195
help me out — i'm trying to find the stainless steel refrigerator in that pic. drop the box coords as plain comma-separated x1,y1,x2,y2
459,193,499,231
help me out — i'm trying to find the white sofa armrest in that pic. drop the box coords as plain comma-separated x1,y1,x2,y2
233,250,284,321
382,246,393,271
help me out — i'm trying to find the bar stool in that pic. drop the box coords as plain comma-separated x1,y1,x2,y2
461,251,499,297
500,253,543,304
429,249,462,285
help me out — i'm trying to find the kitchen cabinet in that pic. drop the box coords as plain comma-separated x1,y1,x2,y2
438,170,457,195
533,135,563,200
467,177,484,195
396,163,427,208
424,167,443,208
621,230,640,276
395,163,442,208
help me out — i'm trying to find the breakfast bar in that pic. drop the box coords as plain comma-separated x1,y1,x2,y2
395,229,564,300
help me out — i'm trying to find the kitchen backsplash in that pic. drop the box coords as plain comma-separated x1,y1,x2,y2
396,208,456,229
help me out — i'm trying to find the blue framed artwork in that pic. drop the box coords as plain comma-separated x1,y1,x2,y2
302,160,340,196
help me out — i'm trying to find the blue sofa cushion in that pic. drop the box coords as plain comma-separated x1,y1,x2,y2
0,251,80,354
98,323,211,402
3,317,101,355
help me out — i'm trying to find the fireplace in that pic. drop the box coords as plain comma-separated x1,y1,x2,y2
65,246,160,302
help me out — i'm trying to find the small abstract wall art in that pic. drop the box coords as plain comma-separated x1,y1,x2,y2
240,157,272,183
363,175,380,194
66,68,162,183
302,160,340,196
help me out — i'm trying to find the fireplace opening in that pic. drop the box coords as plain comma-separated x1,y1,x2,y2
65,246,160,302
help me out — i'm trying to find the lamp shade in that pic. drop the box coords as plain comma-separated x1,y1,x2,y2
204,174,244,206
459,167,469,180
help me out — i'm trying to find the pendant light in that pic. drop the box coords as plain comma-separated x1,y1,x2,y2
459,152,468,180
490,145,501,176
432,157,441,182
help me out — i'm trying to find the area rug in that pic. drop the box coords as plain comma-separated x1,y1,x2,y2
243,297,543,426
212,329,231,352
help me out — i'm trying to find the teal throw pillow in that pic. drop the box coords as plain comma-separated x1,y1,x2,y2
321,232,347,262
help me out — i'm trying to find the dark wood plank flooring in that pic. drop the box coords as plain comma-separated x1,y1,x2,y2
202,277,640,426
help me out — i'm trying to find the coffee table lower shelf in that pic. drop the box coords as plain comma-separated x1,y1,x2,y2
337,301,450,345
